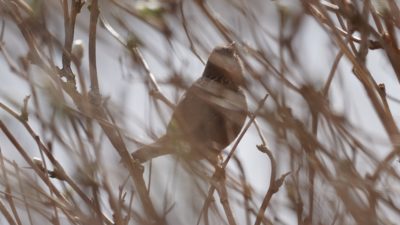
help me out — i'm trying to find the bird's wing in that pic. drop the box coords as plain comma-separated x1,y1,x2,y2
166,78,247,150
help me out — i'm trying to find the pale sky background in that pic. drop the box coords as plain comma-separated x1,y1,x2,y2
1,0,400,224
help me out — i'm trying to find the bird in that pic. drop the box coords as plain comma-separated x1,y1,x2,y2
131,43,247,165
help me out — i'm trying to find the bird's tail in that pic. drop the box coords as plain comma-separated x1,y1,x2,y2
131,136,173,163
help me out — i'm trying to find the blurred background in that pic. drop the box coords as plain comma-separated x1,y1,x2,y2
1,0,400,224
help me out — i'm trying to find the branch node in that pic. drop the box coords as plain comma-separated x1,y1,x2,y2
19,95,30,122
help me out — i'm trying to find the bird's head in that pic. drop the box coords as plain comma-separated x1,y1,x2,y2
203,43,245,90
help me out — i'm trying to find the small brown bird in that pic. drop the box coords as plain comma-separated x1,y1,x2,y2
131,43,247,164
